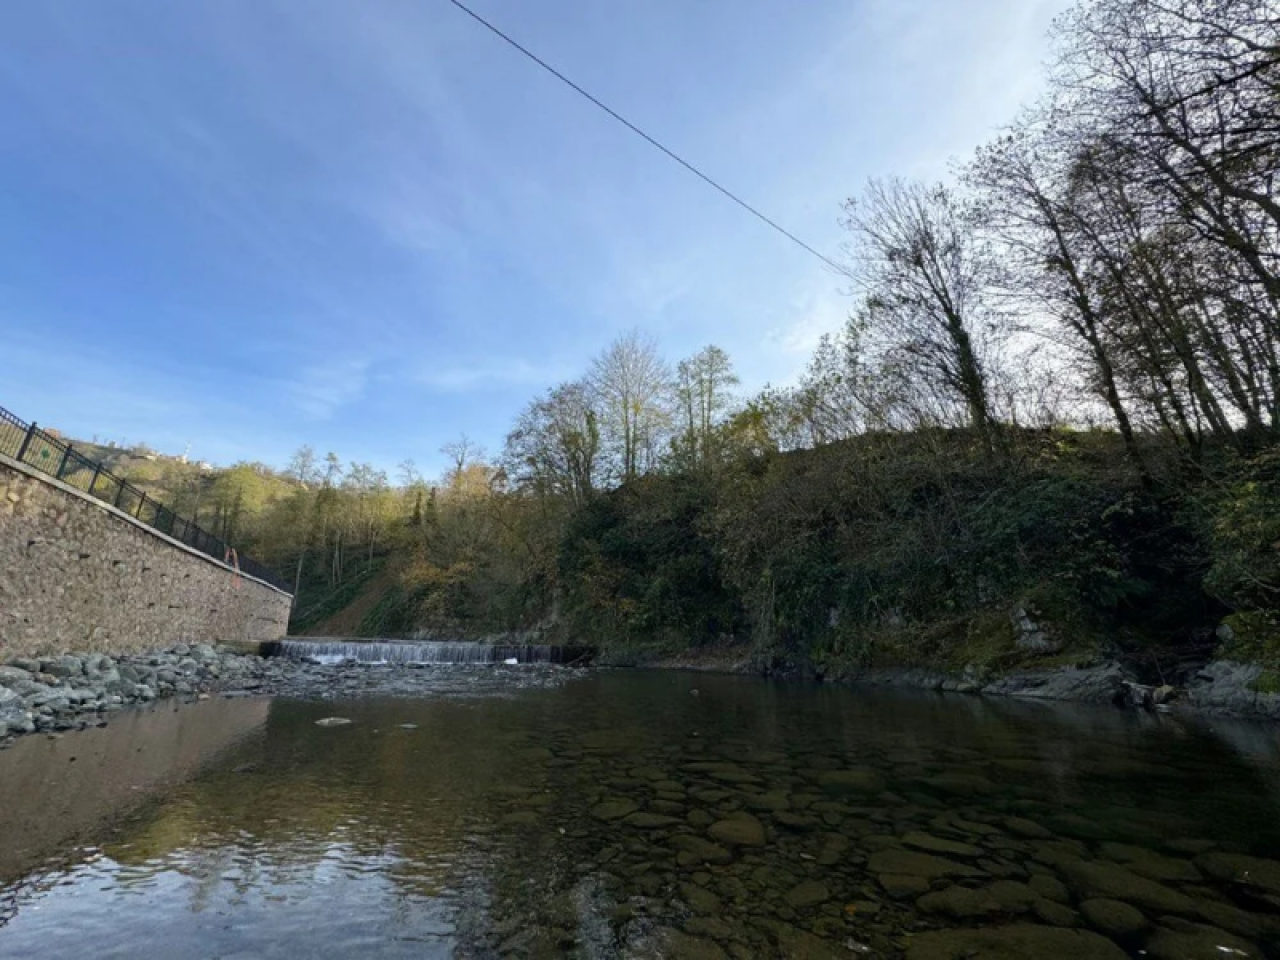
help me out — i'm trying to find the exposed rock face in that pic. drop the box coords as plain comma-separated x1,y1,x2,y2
1186,661,1280,719
1011,605,1060,654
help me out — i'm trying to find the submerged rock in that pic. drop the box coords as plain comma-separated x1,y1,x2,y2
906,925,1127,959
783,880,829,908
1080,898,1147,937
901,831,983,858
591,799,639,822
707,814,766,847
916,885,1002,919
1195,852,1280,896
867,848,985,880
815,768,886,796
1059,858,1196,914
1144,919,1262,959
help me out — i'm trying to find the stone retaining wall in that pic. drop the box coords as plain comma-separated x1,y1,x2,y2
0,453,291,661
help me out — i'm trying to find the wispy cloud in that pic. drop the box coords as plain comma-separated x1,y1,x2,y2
281,358,372,419
416,357,573,393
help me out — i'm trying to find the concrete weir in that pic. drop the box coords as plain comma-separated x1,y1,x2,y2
268,637,595,665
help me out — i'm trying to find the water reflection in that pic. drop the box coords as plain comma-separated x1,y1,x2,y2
0,672,1279,958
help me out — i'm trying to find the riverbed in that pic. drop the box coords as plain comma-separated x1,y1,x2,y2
1,669,1279,958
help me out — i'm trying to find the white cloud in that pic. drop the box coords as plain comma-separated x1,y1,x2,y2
282,358,372,419
416,357,573,393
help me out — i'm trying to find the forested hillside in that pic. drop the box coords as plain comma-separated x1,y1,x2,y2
106,0,1279,679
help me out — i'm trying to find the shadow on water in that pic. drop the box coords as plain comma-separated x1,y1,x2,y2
1,670,1280,957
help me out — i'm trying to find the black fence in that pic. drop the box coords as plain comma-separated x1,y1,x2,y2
0,404,291,593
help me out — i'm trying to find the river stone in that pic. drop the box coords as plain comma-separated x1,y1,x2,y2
917,772,997,796
680,882,722,915
1005,816,1053,839
623,812,680,829
1029,873,1071,903
651,927,728,960
1194,898,1273,939
783,880,829,908
1099,842,1201,882
1034,899,1081,927
868,848,985,880
0,686,25,726
816,768,885,796
1166,837,1216,857
1059,858,1196,914
0,665,33,686
1196,852,1280,896
984,880,1040,912
592,799,639,821
906,926,1127,960
902,831,983,858
670,835,733,866
917,886,1002,919
773,924,845,959
1080,898,1147,937
879,873,930,899
1144,920,1261,959
774,811,819,831
708,815,766,847
43,656,84,678
745,790,791,812
686,809,715,829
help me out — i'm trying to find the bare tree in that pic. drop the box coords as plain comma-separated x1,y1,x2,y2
588,330,673,481
841,179,1005,440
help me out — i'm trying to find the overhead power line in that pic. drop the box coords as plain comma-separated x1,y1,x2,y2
442,0,849,277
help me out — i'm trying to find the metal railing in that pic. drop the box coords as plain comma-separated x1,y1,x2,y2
0,404,291,593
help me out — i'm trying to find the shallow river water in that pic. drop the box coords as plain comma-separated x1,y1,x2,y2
2,669,1280,959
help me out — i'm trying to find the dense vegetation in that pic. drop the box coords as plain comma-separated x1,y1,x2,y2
109,0,1279,679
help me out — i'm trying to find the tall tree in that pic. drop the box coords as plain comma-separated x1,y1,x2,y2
841,178,1004,439
588,330,672,481
674,345,740,468
504,380,600,504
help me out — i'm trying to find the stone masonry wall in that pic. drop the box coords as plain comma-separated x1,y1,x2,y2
0,454,291,661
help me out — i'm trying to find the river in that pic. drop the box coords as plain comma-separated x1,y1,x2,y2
1,668,1279,958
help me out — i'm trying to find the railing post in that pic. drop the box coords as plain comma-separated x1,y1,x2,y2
55,444,73,480
15,422,36,462
135,492,147,519
113,479,127,509
88,464,102,496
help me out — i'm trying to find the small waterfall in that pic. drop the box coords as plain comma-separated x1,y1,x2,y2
274,638,592,666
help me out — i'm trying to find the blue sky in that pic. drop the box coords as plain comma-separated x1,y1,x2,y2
1,0,1071,477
